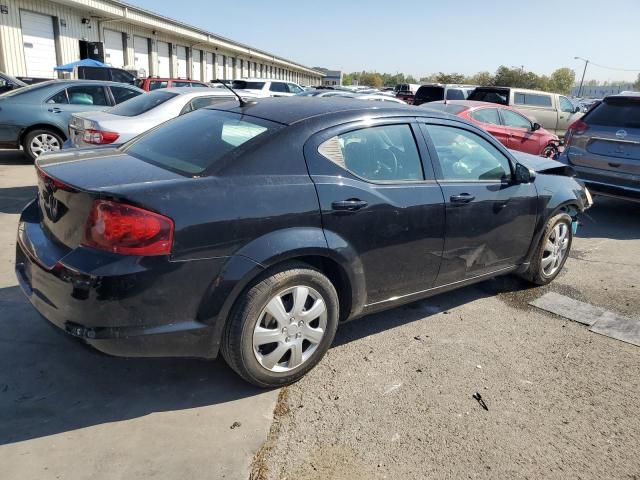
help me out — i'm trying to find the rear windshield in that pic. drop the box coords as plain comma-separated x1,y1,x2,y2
415,86,444,103
467,88,509,105
108,90,178,117
421,103,468,115
232,80,265,90
584,97,640,128
122,109,281,175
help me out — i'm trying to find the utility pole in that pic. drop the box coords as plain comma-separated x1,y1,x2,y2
574,57,589,97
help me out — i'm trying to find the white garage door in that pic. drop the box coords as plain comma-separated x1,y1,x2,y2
157,41,170,77
21,10,56,78
133,35,149,76
176,45,187,78
103,29,124,68
192,48,202,81
205,52,214,83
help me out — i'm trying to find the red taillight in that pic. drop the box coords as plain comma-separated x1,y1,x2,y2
565,119,588,146
83,200,174,256
82,129,119,145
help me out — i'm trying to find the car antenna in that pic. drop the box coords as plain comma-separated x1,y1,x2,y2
214,79,255,107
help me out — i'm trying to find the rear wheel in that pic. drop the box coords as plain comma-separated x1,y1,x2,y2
522,213,573,285
23,129,63,162
221,263,339,388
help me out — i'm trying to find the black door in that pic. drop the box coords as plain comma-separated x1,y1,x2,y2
304,119,445,305
419,120,538,286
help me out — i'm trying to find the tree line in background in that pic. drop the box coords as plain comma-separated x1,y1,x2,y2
343,66,580,94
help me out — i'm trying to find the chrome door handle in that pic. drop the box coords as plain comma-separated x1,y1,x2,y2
450,193,475,204
331,199,368,211
48,107,62,113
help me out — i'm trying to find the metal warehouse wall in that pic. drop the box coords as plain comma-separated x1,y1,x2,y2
0,0,322,84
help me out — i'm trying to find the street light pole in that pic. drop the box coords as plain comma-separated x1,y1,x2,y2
574,56,589,97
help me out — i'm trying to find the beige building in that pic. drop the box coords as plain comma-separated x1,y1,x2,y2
0,0,323,85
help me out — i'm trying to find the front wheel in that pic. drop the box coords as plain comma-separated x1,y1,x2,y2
522,213,573,285
23,129,63,162
221,263,339,388
541,143,559,159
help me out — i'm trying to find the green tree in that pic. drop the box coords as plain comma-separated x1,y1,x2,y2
435,72,466,84
468,71,494,86
548,68,576,94
634,74,640,91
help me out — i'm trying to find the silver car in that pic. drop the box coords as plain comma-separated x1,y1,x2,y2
561,92,640,202
68,88,258,148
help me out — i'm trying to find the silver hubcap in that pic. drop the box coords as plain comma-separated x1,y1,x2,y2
30,134,60,157
253,285,327,373
542,223,570,276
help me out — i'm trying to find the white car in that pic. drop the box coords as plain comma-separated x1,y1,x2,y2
67,88,258,147
231,78,305,97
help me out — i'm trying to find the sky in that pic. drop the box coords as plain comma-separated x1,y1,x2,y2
126,0,640,83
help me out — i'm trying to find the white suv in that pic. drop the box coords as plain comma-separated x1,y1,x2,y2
231,79,305,97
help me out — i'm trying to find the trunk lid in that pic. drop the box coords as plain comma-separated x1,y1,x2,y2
36,147,185,249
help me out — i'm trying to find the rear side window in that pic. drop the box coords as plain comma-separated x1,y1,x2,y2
445,89,465,100
318,124,424,182
111,69,135,84
232,80,265,90
149,80,168,90
470,108,501,125
585,98,640,128
269,82,288,93
123,109,280,175
172,81,192,88
67,86,109,106
514,92,552,107
108,90,177,116
467,89,508,105
415,86,444,103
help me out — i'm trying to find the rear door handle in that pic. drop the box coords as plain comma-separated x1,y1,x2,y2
331,199,368,211
450,193,475,204
608,162,621,168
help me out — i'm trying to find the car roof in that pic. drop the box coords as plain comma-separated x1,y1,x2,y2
211,96,452,125
606,91,640,99
162,87,259,97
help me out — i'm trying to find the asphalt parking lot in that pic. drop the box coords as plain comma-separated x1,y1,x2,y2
1,151,639,480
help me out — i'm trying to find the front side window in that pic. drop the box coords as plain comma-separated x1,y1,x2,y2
232,80,265,90
559,96,574,113
318,124,424,182
501,109,532,129
111,69,135,84
123,109,280,175
110,86,141,104
66,86,109,106
470,108,501,125
180,96,233,114
424,124,511,182
514,92,553,107
287,83,303,94
172,81,192,88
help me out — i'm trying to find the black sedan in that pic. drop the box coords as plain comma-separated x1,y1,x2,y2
15,97,592,387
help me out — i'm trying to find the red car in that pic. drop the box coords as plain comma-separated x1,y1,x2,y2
426,100,560,158
137,77,210,91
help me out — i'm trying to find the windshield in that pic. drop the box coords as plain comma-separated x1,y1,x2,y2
415,86,444,103
108,91,178,117
422,103,468,115
232,80,266,90
122,109,281,175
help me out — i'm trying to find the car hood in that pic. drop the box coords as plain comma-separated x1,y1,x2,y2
509,149,571,174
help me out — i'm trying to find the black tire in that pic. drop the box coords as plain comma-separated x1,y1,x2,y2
221,262,339,388
541,143,559,159
522,213,573,285
22,129,63,162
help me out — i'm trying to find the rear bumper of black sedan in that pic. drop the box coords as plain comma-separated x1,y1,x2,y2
15,201,229,359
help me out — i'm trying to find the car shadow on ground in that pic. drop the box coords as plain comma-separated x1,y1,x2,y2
0,285,265,446
334,275,537,348
0,149,29,165
577,195,640,240
0,185,37,214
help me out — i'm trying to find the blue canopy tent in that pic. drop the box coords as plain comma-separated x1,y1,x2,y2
54,58,108,72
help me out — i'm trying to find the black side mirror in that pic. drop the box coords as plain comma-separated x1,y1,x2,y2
514,163,536,184
531,122,541,131
574,106,581,114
